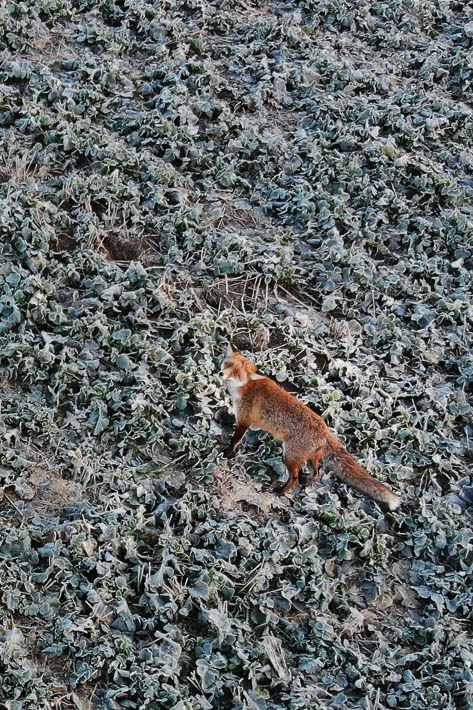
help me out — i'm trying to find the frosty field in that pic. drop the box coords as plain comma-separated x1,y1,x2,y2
0,1,472,708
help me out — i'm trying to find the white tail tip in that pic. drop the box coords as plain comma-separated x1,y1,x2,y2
387,494,401,512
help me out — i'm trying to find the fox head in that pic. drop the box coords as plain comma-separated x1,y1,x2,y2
221,344,258,386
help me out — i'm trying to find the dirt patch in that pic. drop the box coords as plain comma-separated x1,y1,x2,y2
28,467,84,513
211,464,290,523
102,234,144,262
50,232,78,253
1,467,85,520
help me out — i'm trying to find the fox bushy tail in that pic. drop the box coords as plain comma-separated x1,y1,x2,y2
324,435,400,511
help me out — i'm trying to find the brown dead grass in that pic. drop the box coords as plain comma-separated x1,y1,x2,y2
0,154,54,185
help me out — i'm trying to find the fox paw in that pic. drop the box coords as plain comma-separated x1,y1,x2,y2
272,484,288,495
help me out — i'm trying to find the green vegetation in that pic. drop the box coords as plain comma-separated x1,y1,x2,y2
0,0,472,708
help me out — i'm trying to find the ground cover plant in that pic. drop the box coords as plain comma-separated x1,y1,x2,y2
0,0,472,708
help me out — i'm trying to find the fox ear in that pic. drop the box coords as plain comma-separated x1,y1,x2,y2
225,343,234,358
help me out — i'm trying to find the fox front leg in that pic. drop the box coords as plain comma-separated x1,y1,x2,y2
223,423,249,459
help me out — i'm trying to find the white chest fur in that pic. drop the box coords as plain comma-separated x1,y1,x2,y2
225,379,243,416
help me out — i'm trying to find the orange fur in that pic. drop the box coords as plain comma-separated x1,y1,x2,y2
221,347,400,511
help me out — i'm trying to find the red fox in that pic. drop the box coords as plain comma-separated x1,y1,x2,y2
221,346,400,511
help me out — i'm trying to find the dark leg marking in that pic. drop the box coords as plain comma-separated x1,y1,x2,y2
275,458,304,494
223,424,249,458
305,446,326,486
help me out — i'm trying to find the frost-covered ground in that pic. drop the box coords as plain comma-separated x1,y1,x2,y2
0,1,472,708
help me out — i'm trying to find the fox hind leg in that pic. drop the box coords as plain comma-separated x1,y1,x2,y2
305,446,326,486
276,457,305,494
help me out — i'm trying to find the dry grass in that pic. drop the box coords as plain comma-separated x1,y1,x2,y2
22,23,77,64
0,154,52,184
201,191,271,230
